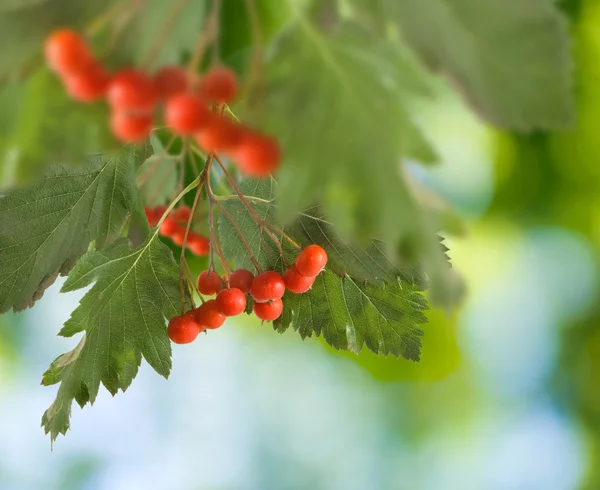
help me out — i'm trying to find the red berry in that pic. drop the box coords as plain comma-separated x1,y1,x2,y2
174,206,192,222
107,69,157,112
250,271,286,303
283,266,316,294
192,299,226,329
154,205,168,218
229,269,254,294
215,288,247,316
145,207,158,226
199,66,237,103
153,65,189,99
45,29,93,75
110,111,154,142
235,132,281,177
196,115,243,152
188,233,210,256
164,93,210,134
253,298,283,321
170,226,187,246
63,62,110,102
197,270,225,295
168,315,200,344
295,245,328,277
159,216,178,236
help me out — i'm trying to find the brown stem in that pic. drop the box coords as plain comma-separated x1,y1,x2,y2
203,157,231,274
142,0,191,70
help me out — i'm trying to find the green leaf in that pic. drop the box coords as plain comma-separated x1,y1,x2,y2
0,69,115,185
275,270,428,360
136,136,178,205
218,179,430,359
42,235,186,442
385,0,573,130
0,148,141,313
219,179,426,287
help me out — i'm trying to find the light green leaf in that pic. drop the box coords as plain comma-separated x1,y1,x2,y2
386,0,573,130
0,148,141,313
136,136,178,205
275,270,428,360
42,235,187,442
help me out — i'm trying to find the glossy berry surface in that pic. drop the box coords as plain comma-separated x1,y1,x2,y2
295,245,328,277
192,299,226,329
283,266,316,294
253,298,283,321
165,93,209,134
199,66,237,102
228,269,254,294
153,65,189,99
215,288,247,316
236,133,281,177
107,69,157,112
187,233,210,256
168,315,200,344
196,116,242,152
110,111,153,142
251,271,286,303
63,63,110,102
45,29,92,75
197,270,224,295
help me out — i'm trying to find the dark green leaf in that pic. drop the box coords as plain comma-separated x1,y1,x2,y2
42,235,187,442
0,148,140,313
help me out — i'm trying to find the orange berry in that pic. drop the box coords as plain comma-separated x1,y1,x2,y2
107,69,157,112
63,62,110,102
295,245,328,277
153,65,189,99
45,29,93,75
283,266,316,294
251,271,285,303
235,132,281,177
228,269,254,294
196,115,243,153
168,315,200,344
253,299,283,321
197,270,225,295
199,66,237,103
192,299,226,329
188,233,210,256
215,288,247,316
110,111,153,142
164,93,210,134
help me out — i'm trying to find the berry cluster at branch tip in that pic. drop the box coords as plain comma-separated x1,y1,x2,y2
44,29,281,177
145,205,209,256
167,245,328,344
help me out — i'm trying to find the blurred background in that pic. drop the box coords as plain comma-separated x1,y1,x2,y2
2,0,600,489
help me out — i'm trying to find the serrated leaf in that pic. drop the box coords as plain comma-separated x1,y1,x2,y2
42,235,187,441
219,179,426,287
275,270,428,360
385,0,573,130
252,19,455,301
0,148,141,313
218,179,430,359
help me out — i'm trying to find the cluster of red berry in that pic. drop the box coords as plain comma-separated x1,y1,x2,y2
145,205,209,256
168,245,329,344
44,29,281,177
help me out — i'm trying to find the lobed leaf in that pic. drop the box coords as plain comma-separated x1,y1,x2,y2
42,235,187,442
0,148,141,313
